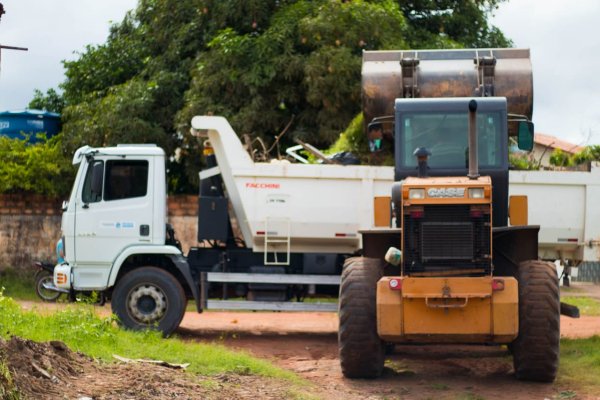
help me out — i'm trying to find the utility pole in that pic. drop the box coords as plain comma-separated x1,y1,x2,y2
0,3,28,70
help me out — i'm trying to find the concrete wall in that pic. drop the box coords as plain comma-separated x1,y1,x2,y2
0,194,198,272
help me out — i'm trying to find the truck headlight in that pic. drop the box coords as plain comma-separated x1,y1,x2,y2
408,188,425,199
468,188,485,199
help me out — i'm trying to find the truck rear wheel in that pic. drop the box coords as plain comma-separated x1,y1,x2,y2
112,267,187,337
338,257,384,378
512,260,560,382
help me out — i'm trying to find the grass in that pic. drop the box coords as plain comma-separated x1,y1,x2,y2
0,269,38,301
561,296,600,316
0,292,297,381
559,336,600,392
559,285,584,294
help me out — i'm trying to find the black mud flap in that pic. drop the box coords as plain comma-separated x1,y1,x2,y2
168,254,202,313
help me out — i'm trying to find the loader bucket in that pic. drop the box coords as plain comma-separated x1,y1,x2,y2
362,48,533,136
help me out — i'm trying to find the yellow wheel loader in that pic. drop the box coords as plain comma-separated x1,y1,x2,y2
339,49,566,382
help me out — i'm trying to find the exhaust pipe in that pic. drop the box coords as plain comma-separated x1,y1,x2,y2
467,99,479,180
42,281,70,294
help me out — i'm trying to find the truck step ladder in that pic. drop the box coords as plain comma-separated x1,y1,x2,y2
264,217,291,266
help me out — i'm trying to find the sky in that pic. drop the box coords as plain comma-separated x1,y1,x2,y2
0,0,598,145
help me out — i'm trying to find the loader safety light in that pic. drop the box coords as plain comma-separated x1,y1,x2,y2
389,278,402,291
468,187,485,199
492,279,505,291
408,188,425,199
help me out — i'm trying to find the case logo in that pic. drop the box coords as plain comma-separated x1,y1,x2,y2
427,188,465,198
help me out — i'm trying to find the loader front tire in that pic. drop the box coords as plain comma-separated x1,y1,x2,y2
112,267,187,337
512,260,560,382
338,257,384,378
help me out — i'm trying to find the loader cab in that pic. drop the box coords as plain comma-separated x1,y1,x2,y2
394,97,510,227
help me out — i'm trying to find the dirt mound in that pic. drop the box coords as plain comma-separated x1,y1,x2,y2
0,336,295,400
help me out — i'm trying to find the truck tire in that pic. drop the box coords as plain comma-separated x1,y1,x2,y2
35,270,61,302
338,257,384,378
111,267,187,337
512,260,560,382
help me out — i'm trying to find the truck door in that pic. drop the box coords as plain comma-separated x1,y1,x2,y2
73,157,153,289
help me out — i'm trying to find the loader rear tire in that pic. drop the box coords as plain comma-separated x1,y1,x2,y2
512,260,560,382
338,257,384,379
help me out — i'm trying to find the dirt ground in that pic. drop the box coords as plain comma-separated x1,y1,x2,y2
10,283,600,400
0,336,300,400
178,312,600,400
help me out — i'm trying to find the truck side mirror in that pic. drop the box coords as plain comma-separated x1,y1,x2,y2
517,121,534,151
91,162,104,197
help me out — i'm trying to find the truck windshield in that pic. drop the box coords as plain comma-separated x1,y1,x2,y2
400,111,503,169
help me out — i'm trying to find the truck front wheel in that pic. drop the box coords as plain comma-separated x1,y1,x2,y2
512,260,560,382
112,267,187,336
338,257,384,378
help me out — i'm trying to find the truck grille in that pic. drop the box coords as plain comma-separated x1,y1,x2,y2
403,205,491,275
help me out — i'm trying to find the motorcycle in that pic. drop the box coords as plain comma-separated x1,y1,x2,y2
33,261,106,304
33,261,68,302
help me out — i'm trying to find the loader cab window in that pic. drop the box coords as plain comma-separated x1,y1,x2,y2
400,111,503,169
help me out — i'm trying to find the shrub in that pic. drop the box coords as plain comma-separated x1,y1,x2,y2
0,134,74,197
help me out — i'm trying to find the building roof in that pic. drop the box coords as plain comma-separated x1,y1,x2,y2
534,133,584,154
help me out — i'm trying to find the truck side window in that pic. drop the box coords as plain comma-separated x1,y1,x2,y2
104,160,149,201
82,160,104,203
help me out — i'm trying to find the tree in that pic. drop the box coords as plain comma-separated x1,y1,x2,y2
178,1,409,148
397,0,511,48
28,89,65,114
51,0,511,193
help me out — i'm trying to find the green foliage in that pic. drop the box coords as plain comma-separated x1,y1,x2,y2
52,0,511,192
548,145,600,168
0,292,297,379
571,145,600,165
0,135,74,197
327,113,392,165
179,0,408,150
509,152,539,170
549,148,573,167
398,0,512,48
28,88,65,114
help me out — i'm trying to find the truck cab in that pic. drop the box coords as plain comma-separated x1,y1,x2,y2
56,145,199,335
61,145,169,288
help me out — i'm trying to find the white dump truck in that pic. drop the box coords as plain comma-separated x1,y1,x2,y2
510,166,600,283
52,122,395,335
